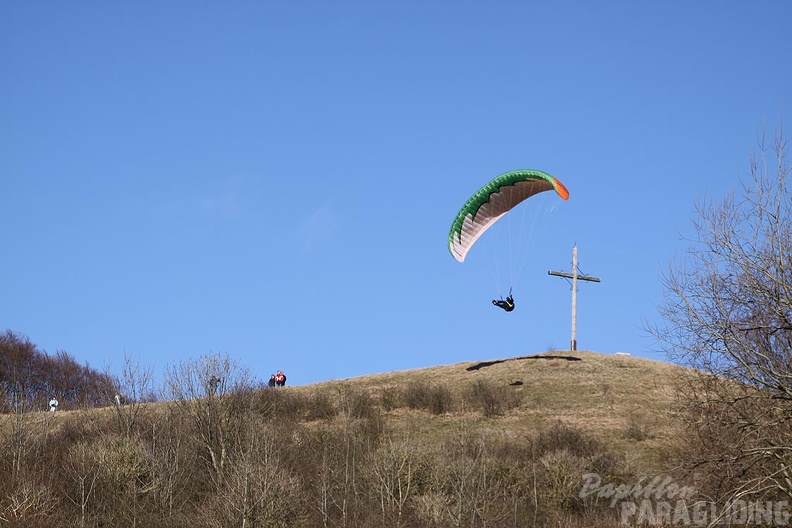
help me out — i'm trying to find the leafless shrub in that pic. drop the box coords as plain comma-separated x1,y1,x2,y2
163,352,258,487
378,386,400,411
257,385,301,421
296,420,373,527
537,449,591,511
197,420,302,528
422,423,520,527
147,405,198,523
303,391,338,421
624,414,653,442
105,352,154,437
367,435,426,528
63,439,101,528
1,476,57,528
463,379,522,417
400,381,454,415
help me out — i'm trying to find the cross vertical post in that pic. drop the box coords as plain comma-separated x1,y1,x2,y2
548,245,601,351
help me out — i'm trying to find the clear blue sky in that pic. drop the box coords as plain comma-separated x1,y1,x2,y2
2,2,790,386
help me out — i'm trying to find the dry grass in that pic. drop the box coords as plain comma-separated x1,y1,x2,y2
0,350,691,527
9,350,686,471
291,350,688,471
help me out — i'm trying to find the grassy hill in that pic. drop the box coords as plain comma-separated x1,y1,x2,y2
0,350,691,528
295,350,686,468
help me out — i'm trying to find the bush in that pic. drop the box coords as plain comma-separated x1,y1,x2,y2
532,424,623,488
378,386,400,411
337,388,377,420
400,381,454,415
624,414,653,441
463,379,522,417
257,386,301,421
303,391,338,421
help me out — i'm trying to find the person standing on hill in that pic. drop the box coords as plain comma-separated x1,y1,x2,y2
275,371,286,387
49,396,59,412
209,375,221,395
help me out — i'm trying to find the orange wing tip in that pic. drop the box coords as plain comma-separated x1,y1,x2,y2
552,177,570,200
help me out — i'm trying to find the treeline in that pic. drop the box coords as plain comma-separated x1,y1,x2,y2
0,330,114,413
0,350,630,528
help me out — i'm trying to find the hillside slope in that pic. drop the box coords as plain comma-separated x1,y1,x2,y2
298,350,686,469
0,350,691,527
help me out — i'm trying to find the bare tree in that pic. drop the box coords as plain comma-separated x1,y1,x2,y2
163,352,258,487
0,330,44,413
0,330,113,412
306,419,366,528
63,440,101,528
431,422,499,528
648,125,792,502
369,434,422,528
90,435,157,528
205,420,299,528
0,406,60,527
105,352,154,437
148,405,196,521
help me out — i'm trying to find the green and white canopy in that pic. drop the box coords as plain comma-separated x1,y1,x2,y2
448,169,569,263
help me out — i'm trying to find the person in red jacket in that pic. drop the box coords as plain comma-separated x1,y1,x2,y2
274,371,287,387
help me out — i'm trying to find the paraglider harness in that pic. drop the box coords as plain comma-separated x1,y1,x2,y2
492,289,515,312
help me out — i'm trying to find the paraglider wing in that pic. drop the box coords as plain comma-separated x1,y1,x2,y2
447,170,569,263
